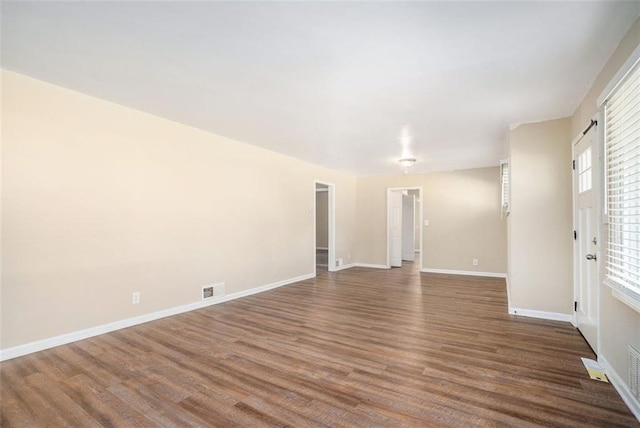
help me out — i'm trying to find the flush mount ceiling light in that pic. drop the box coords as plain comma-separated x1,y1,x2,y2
399,157,417,174
399,158,416,168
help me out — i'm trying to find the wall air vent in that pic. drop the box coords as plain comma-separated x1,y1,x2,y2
202,283,225,300
630,345,640,400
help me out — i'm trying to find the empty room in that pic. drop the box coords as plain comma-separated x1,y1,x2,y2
2,1,640,426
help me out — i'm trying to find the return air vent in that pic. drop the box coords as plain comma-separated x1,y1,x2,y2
202,283,225,300
630,345,640,400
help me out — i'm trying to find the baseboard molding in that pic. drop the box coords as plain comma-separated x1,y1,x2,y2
599,354,640,422
508,307,573,322
0,273,315,362
354,263,390,269
315,247,328,251
333,263,355,271
505,276,511,310
420,268,507,278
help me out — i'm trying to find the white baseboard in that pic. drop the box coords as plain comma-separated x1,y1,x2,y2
354,263,390,269
0,273,315,362
508,307,573,322
315,247,328,251
420,268,507,278
599,354,640,422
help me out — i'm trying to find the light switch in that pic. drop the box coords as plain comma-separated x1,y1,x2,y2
424,220,429,226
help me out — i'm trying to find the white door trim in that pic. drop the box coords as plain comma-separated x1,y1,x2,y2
386,186,423,270
314,180,336,274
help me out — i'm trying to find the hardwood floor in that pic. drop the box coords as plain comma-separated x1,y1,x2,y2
1,262,638,427
316,249,328,266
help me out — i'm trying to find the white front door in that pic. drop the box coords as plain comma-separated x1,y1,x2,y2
574,125,599,353
390,191,403,267
402,194,415,261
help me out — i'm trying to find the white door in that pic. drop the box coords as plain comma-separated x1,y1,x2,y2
390,191,403,267
402,194,415,261
574,125,599,353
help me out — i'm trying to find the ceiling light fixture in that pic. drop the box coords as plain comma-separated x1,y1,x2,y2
399,157,416,168
399,157,417,174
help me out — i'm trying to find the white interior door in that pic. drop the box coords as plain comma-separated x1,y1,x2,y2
402,194,415,261
574,125,599,353
390,191,403,267
414,197,420,252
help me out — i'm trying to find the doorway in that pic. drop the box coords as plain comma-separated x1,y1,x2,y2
315,181,335,275
572,119,600,354
387,187,423,270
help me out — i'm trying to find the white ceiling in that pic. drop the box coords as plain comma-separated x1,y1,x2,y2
2,2,639,175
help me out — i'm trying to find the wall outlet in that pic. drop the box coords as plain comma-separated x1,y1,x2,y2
132,292,140,304
472,259,479,266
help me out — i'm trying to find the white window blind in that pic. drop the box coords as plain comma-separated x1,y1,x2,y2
605,59,640,299
500,159,509,217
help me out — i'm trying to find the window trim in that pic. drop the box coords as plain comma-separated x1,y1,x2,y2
600,44,640,314
597,44,640,106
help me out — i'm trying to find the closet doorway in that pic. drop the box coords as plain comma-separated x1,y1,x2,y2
315,181,335,274
387,187,423,270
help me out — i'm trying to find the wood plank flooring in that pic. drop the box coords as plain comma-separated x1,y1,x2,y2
1,262,638,427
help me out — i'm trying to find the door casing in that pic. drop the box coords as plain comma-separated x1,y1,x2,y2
314,180,335,274
387,187,423,270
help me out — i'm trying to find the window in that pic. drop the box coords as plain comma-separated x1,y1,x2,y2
604,58,640,309
577,146,592,193
500,159,509,217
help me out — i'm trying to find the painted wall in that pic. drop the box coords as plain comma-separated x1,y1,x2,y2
355,167,507,274
507,118,573,315
315,190,328,248
1,71,357,350
571,17,640,401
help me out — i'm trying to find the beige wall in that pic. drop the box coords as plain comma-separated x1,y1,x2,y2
571,18,640,394
355,167,507,274
315,190,328,248
507,118,573,315
1,71,357,349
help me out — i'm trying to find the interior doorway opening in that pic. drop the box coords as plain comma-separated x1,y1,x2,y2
314,181,335,275
387,187,423,270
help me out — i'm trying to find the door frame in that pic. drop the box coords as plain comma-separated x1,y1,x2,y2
571,114,602,355
386,186,423,270
314,180,336,275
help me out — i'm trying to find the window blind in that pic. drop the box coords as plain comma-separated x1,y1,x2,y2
500,160,509,217
605,60,640,296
